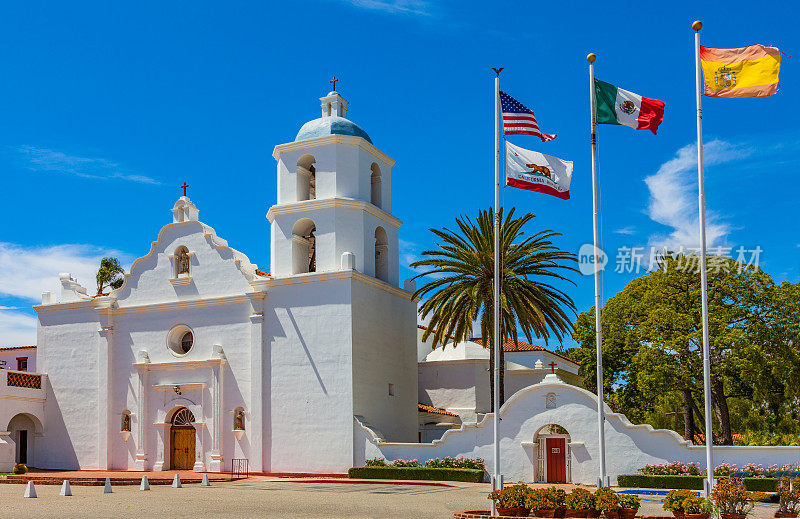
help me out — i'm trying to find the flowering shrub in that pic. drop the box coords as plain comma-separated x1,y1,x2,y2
640,461,800,478
489,483,532,509
710,478,765,515
777,477,800,515
426,456,486,471
565,488,596,510
620,494,641,510
365,458,388,467
640,461,702,476
595,487,620,512
663,489,698,512
390,458,422,467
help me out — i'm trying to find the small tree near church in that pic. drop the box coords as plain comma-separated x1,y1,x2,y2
411,207,578,411
96,257,125,295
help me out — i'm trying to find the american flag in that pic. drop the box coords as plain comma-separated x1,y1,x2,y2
500,91,556,141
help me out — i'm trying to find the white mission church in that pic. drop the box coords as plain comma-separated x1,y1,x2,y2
2,88,795,483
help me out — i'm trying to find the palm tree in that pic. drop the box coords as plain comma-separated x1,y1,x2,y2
96,257,125,295
411,208,577,411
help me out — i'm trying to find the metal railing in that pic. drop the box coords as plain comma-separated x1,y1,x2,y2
232,458,249,479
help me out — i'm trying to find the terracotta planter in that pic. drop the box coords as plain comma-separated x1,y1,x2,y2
604,511,619,519
685,514,710,519
588,509,602,518
557,507,567,518
565,509,593,518
672,512,685,519
532,510,558,518
619,508,638,519
497,507,515,517
775,514,798,519
720,514,746,519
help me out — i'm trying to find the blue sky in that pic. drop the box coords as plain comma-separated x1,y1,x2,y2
1,1,798,348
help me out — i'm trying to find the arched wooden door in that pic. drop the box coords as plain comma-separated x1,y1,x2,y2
170,408,196,470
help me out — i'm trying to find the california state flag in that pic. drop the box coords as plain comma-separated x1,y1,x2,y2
506,141,572,200
594,79,665,134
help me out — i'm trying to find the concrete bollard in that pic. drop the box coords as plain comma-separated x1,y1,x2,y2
201,474,211,487
103,477,113,493
140,476,150,491
60,480,72,496
172,474,182,488
23,481,37,498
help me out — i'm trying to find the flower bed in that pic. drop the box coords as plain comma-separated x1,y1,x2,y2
364,457,486,471
348,466,486,482
639,462,800,478
617,474,779,492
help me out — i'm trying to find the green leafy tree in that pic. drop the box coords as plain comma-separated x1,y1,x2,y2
572,253,798,444
96,257,125,295
411,207,578,410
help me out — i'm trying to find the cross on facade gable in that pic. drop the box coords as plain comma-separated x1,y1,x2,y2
548,361,557,374
330,76,339,91
181,182,188,197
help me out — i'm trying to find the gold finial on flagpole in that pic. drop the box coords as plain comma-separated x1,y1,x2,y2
692,20,702,31
587,53,596,63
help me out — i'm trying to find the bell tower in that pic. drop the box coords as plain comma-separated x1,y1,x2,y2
267,88,401,286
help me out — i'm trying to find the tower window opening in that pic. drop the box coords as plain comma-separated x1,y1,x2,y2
296,154,317,201
292,218,317,274
374,226,388,282
370,163,382,208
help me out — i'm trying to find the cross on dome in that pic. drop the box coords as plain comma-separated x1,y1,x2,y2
330,76,339,91
181,182,189,197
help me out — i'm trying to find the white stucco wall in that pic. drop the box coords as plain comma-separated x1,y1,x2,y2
357,376,800,484
351,279,417,443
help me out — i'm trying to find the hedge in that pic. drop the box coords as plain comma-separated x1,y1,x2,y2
617,475,778,492
348,466,486,483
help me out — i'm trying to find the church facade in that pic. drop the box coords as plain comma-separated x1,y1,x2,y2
29,89,418,473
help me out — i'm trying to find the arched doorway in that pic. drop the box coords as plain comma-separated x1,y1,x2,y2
170,408,196,470
534,424,571,483
7,414,37,466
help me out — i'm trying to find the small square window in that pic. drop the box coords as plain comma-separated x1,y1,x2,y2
16,357,28,372
388,383,394,397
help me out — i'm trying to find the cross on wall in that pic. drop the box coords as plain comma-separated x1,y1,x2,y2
548,361,557,374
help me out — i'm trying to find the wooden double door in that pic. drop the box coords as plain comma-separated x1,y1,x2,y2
170,427,196,470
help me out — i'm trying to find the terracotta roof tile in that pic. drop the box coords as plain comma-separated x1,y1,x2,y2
255,269,270,277
418,403,459,417
470,337,577,365
0,345,36,352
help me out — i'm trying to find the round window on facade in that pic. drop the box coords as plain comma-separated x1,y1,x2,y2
167,325,194,356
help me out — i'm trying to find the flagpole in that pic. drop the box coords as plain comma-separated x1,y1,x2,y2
587,52,607,488
492,65,503,516
693,19,715,495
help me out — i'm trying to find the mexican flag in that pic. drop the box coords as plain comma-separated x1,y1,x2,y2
594,79,665,134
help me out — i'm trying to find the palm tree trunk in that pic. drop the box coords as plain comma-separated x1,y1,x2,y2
498,338,505,407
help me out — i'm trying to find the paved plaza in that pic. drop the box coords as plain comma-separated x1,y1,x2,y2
0,478,781,519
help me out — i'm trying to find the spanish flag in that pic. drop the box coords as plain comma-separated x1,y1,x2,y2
700,44,781,98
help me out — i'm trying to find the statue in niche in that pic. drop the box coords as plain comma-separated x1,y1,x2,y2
177,248,190,276
234,409,245,431
121,413,131,432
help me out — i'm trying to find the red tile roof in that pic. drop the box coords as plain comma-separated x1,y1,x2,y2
418,403,459,417
0,345,36,352
470,337,577,365
255,269,270,277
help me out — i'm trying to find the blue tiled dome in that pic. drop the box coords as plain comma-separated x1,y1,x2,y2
295,116,372,144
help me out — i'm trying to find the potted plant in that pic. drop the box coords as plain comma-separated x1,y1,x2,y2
489,483,532,517
566,488,598,518
664,489,698,519
776,477,800,518
619,495,641,519
528,487,565,518
710,478,764,519
682,495,713,519
595,488,621,519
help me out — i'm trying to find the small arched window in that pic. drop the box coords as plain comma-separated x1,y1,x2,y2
172,408,195,426
175,246,190,277
297,155,316,201
374,227,388,282
292,218,317,274
370,163,382,208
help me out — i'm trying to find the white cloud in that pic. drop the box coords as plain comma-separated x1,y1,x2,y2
0,309,37,346
399,238,422,269
614,227,636,235
342,0,431,15
0,242,132,301
644,139,752,252
16,146,160,184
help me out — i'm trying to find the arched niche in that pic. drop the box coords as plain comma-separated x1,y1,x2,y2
374,226,388,282
370,162,382,208
296,154,316,201
292,218,317,274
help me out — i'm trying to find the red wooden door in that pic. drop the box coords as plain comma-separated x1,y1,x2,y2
546,437,566,483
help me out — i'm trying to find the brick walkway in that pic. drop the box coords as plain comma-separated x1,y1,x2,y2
0,469,237,486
